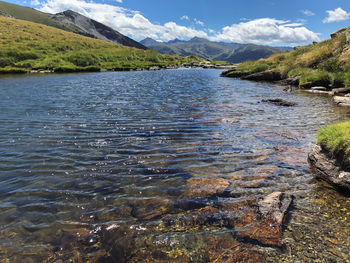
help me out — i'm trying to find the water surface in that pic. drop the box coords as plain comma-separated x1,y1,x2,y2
0,69,349,262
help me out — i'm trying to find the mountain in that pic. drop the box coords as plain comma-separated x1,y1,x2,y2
0,0,146,49
0,16,204,73
51,10,146,50
140,37,291,63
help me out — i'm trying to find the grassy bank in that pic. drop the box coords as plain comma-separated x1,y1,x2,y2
0,16,205,73
222,28,350,88
317,121,350,169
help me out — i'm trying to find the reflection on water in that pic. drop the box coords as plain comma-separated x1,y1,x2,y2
0,69,349,262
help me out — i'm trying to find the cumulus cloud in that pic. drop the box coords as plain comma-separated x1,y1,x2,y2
194,18,204,26
212,18,320,45
39,0,207,41
301,9,315,16
37,0,319,45
323,7,350,23
180,15,189,21
31,0,40,5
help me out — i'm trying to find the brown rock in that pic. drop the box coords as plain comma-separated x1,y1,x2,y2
235,192,294,247
182,177,230,198
130,198,171,220
308,145,350,191
207,237,264,263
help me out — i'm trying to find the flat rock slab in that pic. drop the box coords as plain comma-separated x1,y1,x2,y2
305,90,334,95
311,86,328,91
262,98,297,107
308,145,350,192
333,96,350,107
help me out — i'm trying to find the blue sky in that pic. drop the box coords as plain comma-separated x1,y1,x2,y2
8,0,350,45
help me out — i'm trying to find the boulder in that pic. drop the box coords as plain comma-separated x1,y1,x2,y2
333,96,350,107
242,71,282,81
261,98,297,107
332,88,350,95
308,145,350,192
280,76,300,86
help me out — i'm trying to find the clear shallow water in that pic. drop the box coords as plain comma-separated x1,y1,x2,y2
0,69,349,262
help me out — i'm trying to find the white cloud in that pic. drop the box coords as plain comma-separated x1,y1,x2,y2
194,18,204,26
212,18,320,45
30,0,40,5
323,7,350,23
180,15,189,21
37,0,319,45
301,9,315,16
39,0,208,41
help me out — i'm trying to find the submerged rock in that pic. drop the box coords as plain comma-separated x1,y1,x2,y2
181,177,230,199
261,98,297,107
207,236,264,263
308,145,350,192
235,192,294,247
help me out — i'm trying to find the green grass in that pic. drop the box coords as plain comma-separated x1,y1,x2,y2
0,16,204,73
317,121,350,169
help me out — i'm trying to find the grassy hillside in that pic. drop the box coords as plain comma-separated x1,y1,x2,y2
222,29,350,88
0,0,87,35
0,16,203,73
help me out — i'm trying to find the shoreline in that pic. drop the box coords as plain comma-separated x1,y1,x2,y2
0,63,237,75
221,71,350,194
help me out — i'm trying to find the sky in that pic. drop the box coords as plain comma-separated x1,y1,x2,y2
8,0,350,46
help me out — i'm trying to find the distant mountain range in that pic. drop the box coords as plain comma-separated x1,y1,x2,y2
141,37,292,63
0,0,147,49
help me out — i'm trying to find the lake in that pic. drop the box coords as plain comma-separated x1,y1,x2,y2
0,69,349,262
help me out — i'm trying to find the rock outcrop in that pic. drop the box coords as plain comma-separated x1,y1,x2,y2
308,145,350,192
242,71,282,81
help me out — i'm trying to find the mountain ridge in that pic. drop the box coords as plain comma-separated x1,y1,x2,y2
141,37,292,63
0,0,146,49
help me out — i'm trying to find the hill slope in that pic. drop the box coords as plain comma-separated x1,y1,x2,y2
0,16,202,73
0,0,146,49
140,37,290,63
222,27,350,89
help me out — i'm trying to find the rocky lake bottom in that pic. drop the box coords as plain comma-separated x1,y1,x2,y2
0,69,349,262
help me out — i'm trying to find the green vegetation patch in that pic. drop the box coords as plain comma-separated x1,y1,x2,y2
317,121,350,169
222,32,350,89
